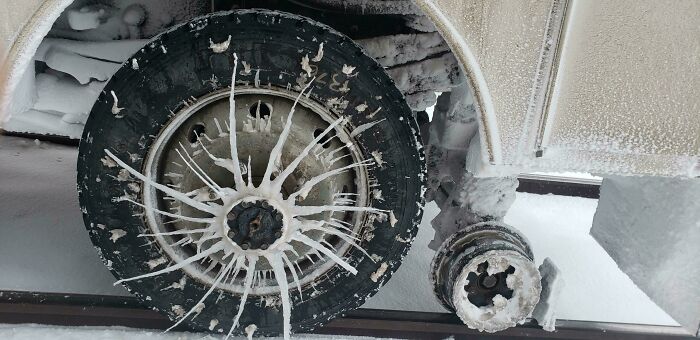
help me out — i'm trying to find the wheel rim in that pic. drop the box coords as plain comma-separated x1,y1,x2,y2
104,58,384,335
141,86,370,295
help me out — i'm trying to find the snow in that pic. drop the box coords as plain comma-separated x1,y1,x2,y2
0,324,395,340
531,257,564,332
66,6,105,31
590,176,700,333
0,136,678,327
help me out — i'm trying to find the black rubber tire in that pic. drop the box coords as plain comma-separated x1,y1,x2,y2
78,9,425,336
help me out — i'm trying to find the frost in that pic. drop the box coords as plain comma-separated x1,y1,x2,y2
101,156,117,168
110,91,124,118
342,64,356,75
300,54,312,77
171,305,185,318
370,262,388,282
371,151,385,168
209,35,232,53
311,43,324,62
146,257,167,269
245,324,257,340
389,211,398,227
109,229,126,243
350,119,385,138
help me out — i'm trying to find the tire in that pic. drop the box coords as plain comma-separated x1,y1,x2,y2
78,9,425,336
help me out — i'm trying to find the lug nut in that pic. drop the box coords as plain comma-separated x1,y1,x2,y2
240,242,250,250
261,201,269,208
260,243,269,250
275,213,283,222
274,231,282,238
227,211,236,220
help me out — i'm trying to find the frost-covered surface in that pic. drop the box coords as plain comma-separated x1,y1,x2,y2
591,176,700,333
357,33,448,68
531,257,564,332
2,0,205,134
292,0,420,15
0,139,678,326
429,175,517,250
4,37,148,138
0,324,395,340
452,250,541,333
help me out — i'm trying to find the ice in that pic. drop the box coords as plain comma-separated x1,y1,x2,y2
451,250,541,332
358,33,448,68
209,35,232,54
35,38,147,63
531,257,564,331
66,6,105,31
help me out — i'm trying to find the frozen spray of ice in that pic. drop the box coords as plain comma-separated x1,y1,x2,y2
105,55,382,339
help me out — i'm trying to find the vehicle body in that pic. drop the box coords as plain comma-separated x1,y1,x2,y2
2,0,698,177
0,0,698,336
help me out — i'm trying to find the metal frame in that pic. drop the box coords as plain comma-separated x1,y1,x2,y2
0,290,693,339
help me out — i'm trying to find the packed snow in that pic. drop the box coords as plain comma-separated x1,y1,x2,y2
0,324,395,340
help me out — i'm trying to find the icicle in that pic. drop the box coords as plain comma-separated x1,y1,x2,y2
281,251,303,298
120,198,214,224
228,53,246,190
176,143,223,194
259,78,316,190
138,226,213,237
165,256,238,331
287,159,373,202
114,243,224,284
266,253,292,340
293,233,357,275
105,150,218,215
272,116,344,192
226,256,258,339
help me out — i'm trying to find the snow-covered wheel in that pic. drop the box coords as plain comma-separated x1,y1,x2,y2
77,9,425,339
431,222,541,333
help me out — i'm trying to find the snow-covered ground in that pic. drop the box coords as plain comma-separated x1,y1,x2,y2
0,324,393,340
0,136,677,326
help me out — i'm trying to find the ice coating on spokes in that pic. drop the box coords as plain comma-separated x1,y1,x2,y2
104,55,377,340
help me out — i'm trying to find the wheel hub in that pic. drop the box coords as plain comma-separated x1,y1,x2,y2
464,261,515,307
226,200,284,250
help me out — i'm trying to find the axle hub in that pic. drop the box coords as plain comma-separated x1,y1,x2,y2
226,200,284,250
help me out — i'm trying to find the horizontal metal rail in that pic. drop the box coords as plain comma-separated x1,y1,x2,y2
0,290,693,339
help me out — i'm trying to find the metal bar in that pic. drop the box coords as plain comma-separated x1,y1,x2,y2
0,290,693,339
